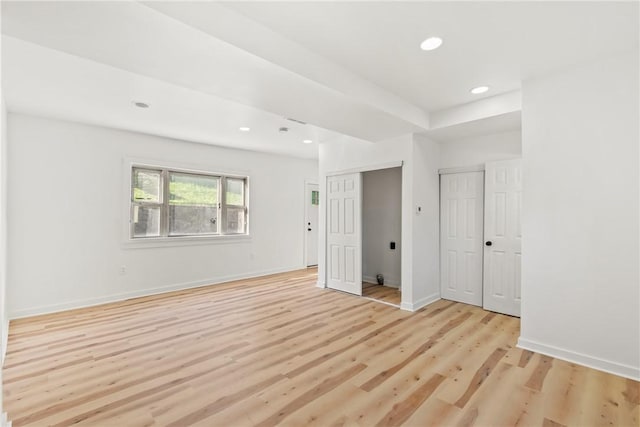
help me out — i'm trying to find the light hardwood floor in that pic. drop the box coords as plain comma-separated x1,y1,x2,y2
362,283,401,306
3,268,639,426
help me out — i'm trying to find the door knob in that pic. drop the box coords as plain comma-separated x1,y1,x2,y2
485,241,492,246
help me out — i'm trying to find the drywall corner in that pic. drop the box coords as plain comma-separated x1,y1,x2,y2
410,134,441,307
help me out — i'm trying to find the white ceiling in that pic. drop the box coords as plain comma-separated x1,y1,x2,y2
225,1,639,111
427,111,521,142
1,36,339,159
1,1,638,158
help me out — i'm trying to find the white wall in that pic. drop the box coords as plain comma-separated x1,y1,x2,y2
0,95,7,423
362,167,401,286
412,134,441,308
7,114,318,318
439,130,522,169
0,97,7,362
429,91,521,130
519,50,639,380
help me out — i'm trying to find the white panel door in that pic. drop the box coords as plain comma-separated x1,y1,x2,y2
326,173,362,295
305,183,319,267
440,172,484,306
483,159,522,317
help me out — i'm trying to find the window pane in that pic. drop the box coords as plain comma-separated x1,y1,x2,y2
169,173,218,206
133,169,161,203
226,178,244,206
169,173,219,235
225,207,246,234
169,205,218,235
133,205,161,237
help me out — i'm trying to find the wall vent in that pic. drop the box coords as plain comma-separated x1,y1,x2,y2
286,117,307,125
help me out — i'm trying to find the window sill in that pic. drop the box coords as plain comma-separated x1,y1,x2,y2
122,234,252,249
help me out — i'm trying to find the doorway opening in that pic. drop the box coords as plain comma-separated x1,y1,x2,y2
361,167,402,307
305,182,319,267
325,163,403,308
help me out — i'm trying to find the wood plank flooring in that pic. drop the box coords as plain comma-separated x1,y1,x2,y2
3,268,638,426
362,283,401,306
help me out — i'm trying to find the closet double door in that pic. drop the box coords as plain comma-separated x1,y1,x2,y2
440,159,522,317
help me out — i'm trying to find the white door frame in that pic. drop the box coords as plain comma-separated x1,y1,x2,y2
304,181,319,267
324,161,404,298
325,161,403,177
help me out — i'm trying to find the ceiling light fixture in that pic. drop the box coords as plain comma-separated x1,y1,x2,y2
239,127,251,132
133,101,150,108
420,37,443,51
302,139,313,144
470,86,490,94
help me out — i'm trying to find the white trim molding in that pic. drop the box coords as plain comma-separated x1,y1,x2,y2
326,160,403,177
316,279,326,289
9,265,303,320
1,412,11,427
438,164,485,175
1,317,8,365
517,337,640,381
400,293,440,312
363,275,400,288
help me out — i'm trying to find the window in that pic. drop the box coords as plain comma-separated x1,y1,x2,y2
131,166,248,238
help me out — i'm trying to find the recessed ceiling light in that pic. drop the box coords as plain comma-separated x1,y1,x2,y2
420,37,443,51
133,101,150,108
470,86,490,94
238,127,251,132
302,139,313,144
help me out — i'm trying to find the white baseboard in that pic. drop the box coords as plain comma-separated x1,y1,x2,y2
362,296,400,308
362,275,400,288
316,280,326,289
9,265,304,320
517,337,640,381
400,292,440,312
